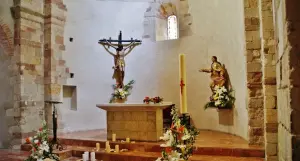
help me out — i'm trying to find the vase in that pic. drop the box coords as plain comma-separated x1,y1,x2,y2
114,98,127,103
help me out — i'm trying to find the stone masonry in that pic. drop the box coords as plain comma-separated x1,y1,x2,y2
259,0,278,160
273,0,300,161
244,0,265,146
1,0,69,149
143,0,192,41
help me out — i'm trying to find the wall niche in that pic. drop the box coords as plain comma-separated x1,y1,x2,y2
63,85,77,111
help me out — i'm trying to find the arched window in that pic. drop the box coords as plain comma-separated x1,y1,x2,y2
167,15,178,40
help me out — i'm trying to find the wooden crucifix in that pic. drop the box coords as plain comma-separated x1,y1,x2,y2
99,31,142,88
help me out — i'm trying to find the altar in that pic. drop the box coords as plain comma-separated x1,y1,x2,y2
97,103,173,142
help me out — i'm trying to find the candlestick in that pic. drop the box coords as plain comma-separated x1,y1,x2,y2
126,137,130,143
84,151,89,160
115,145,119,153
91,152,96,161
112,133,116,142
179,54,188,113
96,143,100,151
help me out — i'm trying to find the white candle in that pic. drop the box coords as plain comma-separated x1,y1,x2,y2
179,54,188,113
115,145,119,153
112,133,116,141
84,151,89,160
91,152,96,161
105,141,109,149
96,143,100,151
82,153,87,161
126,137,130,143
106,145,111,153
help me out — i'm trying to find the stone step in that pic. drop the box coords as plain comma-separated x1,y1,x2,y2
57,138,265,158
63,149,264,161
21,139,264,158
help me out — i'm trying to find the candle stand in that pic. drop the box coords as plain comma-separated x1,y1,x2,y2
45,100,65,151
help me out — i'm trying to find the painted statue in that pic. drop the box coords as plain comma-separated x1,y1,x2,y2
99,31,141,88
199,56,226,91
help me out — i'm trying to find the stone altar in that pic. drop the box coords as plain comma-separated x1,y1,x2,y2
97,103,173,142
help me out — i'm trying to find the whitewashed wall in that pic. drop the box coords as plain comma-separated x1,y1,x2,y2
61,0,248,140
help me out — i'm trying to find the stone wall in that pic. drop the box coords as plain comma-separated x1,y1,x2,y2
0,0,15,149
0,0,69,149
143,0,192,41
273,0,300,160
259,0,278,160
244,0,264,145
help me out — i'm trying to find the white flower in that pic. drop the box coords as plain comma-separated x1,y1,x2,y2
28,137,33,142
39,143,49,152
156,158,162,161
220,86,227,92
118,88,123,92
215,100,221,106
34,136,37,139
181,134,191,140
34,140,39,144
176,144,186,149
160,130,172,141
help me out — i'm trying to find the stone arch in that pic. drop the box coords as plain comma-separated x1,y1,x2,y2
0,19,14,55
142,0,193,41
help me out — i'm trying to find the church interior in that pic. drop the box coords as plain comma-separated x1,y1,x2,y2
0,0,300,161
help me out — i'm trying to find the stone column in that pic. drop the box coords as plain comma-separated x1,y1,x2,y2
10,0,45,149
274,0,300,161
258,0,278,160
244,0,264,145
44,0,69,132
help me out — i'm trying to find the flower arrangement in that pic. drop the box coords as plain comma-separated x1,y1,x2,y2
204,85,235,109
143,96,164,104
157,106,199,161
143,96,151,104
109,80,135,103
25,121,59,161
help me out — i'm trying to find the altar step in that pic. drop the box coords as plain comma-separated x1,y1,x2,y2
61,147,265,161
21,138,264,158
57,138,265,158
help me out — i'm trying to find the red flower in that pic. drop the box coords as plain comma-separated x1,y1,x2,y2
25,138,31,144
165,147,172,153
178,126,184,133
39,128,43,131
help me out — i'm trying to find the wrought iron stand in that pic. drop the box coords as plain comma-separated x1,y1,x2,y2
45,100,65,151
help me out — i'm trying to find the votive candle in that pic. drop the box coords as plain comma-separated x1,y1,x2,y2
82,153,87,161
115,145,119,153
91,152,96,161
96,143,100,151
106,145,111,153
84,151,89,160
112,133,116,141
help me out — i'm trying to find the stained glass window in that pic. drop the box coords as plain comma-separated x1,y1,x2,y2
167,15,178,40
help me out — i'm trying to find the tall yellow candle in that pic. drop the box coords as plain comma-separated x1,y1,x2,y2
179,54,188,113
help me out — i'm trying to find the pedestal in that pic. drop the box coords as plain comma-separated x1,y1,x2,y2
97,103,173,142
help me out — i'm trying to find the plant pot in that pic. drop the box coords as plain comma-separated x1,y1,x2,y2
114,98,127,103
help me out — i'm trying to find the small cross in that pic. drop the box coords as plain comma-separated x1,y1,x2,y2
180,79,185,94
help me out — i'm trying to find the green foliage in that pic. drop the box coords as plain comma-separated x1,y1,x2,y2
109,80,135,103
204,86,235,110
25,121,59,161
